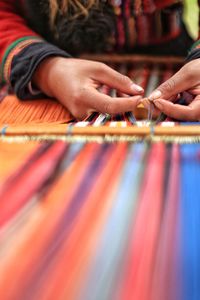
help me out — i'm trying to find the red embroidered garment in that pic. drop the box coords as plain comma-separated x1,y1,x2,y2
0,0,40,63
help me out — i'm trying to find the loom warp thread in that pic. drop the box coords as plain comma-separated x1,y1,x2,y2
0,142,200,300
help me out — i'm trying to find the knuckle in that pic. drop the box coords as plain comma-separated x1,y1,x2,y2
184,65,195,80
98,62,107,69
160,79,176,93
102,101,116,114
97,62,108,74
72,87,87,106
71,88,90,119
183,61,199,82
185,61,196,73
119,75,131,85
71,108,87,120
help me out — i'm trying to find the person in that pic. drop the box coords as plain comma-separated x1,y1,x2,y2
0,0,199,120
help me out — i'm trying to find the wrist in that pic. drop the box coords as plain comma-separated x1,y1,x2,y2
32,56,63,97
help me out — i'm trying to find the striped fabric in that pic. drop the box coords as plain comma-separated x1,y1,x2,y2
113,0,184,50
1,141,200,300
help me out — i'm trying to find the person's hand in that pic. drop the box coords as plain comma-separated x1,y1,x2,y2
148,58,200,121
33,57,144,119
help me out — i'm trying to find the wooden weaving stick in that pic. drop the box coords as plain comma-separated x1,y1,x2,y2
2,124,200,137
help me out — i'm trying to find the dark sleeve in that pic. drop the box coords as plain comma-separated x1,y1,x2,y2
186,47,200,62
10,42,71,99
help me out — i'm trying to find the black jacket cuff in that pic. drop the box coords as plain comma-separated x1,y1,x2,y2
10,42,70,99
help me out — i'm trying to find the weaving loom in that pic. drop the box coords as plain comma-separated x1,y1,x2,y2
1,55,200,300
1,54,200,143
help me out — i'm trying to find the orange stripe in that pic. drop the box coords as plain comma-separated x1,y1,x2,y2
3,39,43,82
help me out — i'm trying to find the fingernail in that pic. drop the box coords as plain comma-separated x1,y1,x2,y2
148,90,162,101
154,100,163,110
131,83,144,93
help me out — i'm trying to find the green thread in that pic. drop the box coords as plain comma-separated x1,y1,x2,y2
189,39,200,53
0,36,42,83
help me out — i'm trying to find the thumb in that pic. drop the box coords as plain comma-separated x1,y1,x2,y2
148,67,188,101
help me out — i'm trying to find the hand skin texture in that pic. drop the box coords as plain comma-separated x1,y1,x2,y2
148,58,200,121
33,57,144,119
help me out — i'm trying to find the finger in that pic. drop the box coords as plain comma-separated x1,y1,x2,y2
188,94,200,115
69,107,91,120
83,88,142,114
153,98,200,121
148,63,195,101
116,91,129,97
94,63,144,95
168,94,180,103
187,87,200,95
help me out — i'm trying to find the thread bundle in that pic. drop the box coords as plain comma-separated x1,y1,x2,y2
0,95,72,125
